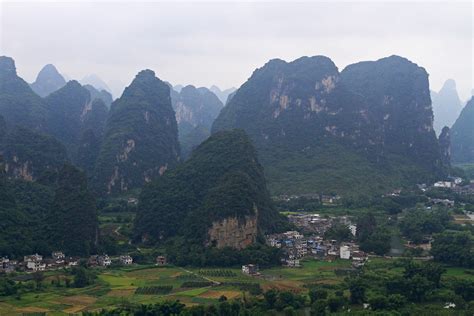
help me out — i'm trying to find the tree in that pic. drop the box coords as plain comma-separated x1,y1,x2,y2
327,296,345,313
349,278,366,304
49,165,98,256
309,288,328,304
264,289,278,309
369,295,388,310
324,223,352,241
431,231,473,268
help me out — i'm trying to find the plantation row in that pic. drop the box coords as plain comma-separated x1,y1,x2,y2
180,281,214,288
135,286,173,295
198,269,237,277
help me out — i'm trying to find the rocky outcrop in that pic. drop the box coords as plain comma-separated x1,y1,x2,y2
438,126,451,166
1,126,68,181
171,85,223,158
212,55,446,195
207,214,258,249
94,69,179,195
30,64,66,97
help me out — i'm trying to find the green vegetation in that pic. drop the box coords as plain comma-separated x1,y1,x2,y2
171,85,223,158
134,130,288,252
94,69,180,195
212,56,446,196
451,97,474,163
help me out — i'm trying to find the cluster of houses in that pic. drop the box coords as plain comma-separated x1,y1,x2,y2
0,252,136,273
273,194,341,205
266,216,368,269
1,252,79,273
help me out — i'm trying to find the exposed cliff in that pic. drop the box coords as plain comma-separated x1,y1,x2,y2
0,124,68,181
212,55,446,195
94,70,180,195
171,85,223,158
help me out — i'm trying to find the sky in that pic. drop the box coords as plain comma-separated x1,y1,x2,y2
0,0,473,100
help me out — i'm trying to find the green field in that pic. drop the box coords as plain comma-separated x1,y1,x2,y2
0,259,355,315
1,258,472,315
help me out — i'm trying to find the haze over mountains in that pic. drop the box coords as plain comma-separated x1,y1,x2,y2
213,55,449,195
0,53,472,258
431,79,464,135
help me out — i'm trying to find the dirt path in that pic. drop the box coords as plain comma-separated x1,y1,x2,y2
179,267,221,285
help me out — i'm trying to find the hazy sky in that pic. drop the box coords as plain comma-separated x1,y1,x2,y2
1,0,473,99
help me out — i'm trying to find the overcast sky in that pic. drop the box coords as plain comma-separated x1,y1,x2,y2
1,0,473,99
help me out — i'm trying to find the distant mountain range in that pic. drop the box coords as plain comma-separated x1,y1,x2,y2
431,79,464,135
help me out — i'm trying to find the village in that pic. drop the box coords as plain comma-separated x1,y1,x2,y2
0,252,169,274
262,213,368,271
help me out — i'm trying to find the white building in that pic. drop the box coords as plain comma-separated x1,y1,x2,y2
242,264,258,275
349,224,357,236
98,254,112,267
120,255,133,265
434,181,453,188
24,254,45,271
340,245,350,259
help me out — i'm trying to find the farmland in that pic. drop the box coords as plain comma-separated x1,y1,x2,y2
0,259,355,315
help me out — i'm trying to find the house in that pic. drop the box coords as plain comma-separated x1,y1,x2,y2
242,264,259,275
52,251,65,260
120,255,133,265
349,224,357,236
430,198,455,207
285,259,301,268
128,197,138,205
88,255,99,267
156,256,167,266
52,251,65,264
434,181,453,188
98,255,111,267
1,258,17,273
66,257,79,267
351,250,368,267
340,245,350,259
24,254,45,272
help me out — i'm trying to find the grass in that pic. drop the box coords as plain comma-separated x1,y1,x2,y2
1,258,472,314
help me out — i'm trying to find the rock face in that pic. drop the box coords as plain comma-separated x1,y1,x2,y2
171,85,223,157
451,97,474,163
432,79,463,134
30,64,66,97
212,55,446,195
438,126,451,166
0,56,47,130
207,213,258,249
0,124,69,181
84,84,113,108
94,70,180,195
134,130,286,247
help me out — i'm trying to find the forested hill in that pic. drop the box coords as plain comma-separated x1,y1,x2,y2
212,55,448,196
451,97,474,163
94,69,180,195
171,85,223,158
134,129,287,247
